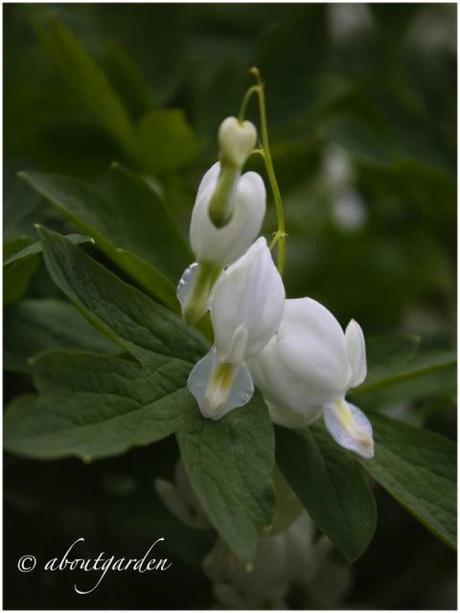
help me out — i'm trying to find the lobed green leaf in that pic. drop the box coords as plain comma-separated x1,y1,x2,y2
36,226,205,365
4,236,38,304
360,414,457,549
276,425,377,562
21,165,191,308
4,298,118,373
177,395,275,564
5,350,194,460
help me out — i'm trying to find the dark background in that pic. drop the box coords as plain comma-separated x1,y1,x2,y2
4,3,457,609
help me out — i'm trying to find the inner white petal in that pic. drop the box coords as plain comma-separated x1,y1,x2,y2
323,398,374,459
187,347,254,421
176,262,200,311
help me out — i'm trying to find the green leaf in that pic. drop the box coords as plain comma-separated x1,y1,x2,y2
276,425,377,562
4,236,39,304
360,414,456,549
4,232,91,267
177,395,275,564
4,350,195,460
4,169,44,240
35,226,206,365
21,164,191,308
4,233,92,306
135,109,199,175
102,40,152,119
4,298,118,373
365,334,421,384
34,14,134,153
355,347,456,395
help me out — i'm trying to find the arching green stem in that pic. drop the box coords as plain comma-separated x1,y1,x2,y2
240,68,287,276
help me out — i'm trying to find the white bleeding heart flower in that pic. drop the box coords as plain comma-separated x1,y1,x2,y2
218,116,257,168
248,298,374,459
177,162,266,324
187,237,285,420
190,162,266,266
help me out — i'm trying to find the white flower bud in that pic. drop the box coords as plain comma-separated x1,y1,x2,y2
248,298,374,459
188,238,285,420
190,162,266,266
218,116,257,168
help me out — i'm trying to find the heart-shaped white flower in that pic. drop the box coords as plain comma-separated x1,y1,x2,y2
248,298,374,459
188,237,285,420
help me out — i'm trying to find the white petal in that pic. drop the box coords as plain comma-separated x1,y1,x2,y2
277,298,350,392
196,161,221,201
266,400,321,429
345,319,367,388
187,347,254,420
323,398,374,459
221,324,248,364
189,165,266,266
249,298,350,418
211,238,285,360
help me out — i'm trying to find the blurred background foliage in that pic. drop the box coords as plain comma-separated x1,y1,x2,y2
4,3,456,609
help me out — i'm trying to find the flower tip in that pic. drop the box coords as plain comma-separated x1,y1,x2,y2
355,433,375,460
324,399,374,460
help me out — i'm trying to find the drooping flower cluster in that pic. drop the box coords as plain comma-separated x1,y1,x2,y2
155,462,351,609
177,116,374,459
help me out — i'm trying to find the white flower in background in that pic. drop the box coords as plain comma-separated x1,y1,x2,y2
203,511,350,609
156,463,351,609
187,237,285,420
332,189,366,231
248,297,374,459
154,462,210,530
323,145,367,232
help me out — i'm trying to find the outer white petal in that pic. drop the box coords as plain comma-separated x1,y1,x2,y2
196,160,221,201
187,347,254,420
190,164,266,266
248,335,324,422
211,237,285,361
323,399,374,459
249,298,358,423
345,319,367,389
267,400,320,429
277,298,351,394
